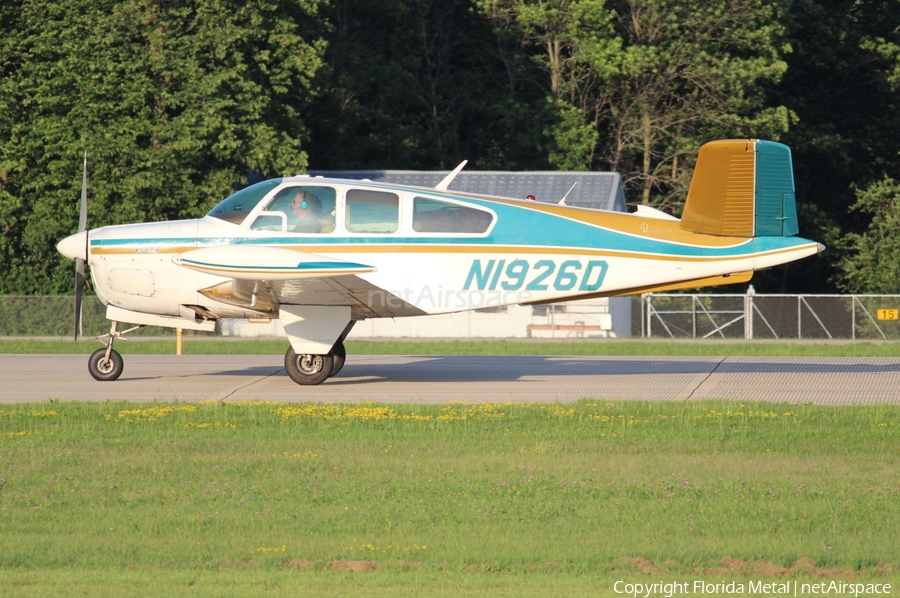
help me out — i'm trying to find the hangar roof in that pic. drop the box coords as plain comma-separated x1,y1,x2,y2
308,170,627,212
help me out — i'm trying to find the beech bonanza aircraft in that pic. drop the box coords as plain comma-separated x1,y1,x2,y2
57,139,823,385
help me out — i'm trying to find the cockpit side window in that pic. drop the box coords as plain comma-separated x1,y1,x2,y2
207,179,282,224
346,189,399,234
412,197,493,234
252,186,337,234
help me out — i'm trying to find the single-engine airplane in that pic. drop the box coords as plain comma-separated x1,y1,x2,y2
57,139,823,385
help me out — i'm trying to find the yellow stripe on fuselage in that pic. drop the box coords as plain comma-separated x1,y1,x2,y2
92,242,813,264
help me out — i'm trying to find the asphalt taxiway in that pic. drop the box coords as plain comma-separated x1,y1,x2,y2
3,354,899,404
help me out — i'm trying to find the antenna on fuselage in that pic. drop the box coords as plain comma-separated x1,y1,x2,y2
434,160,468,191
558,182,577,206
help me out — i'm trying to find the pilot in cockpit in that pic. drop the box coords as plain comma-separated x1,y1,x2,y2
287,190,335,233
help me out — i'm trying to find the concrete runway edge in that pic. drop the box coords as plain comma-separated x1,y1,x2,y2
3,354,899,404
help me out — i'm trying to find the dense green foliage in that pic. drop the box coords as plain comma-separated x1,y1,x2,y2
838,178,900,293
2,400,899,596
1,0,899,293
0,0,327,292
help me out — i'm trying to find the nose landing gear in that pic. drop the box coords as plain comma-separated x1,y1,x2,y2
87,320,141,381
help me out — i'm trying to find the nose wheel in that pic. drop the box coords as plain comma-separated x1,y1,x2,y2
88,347,124,381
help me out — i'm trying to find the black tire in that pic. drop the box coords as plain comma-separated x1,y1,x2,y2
329,340,346,378
284,347,333,386
88,348,124,381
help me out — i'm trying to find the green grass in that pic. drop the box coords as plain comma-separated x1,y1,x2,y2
2,400,899,596
6,337,900,356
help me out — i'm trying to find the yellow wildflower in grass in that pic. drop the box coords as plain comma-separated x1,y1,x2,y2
282,451,318,459
181,421,237,430
1,409,59,419
274,404,400,422
699,409,796,421
438,402,512,421
30,410,58,418
116,405,197,423
341,406,397,421
587,414,614,423
539,405,575,418
275,404,340,421
398,413,433,421
341,542,427,553
256,545,287,553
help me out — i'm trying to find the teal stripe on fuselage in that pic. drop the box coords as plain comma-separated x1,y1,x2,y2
180,259,371,272
92,195,814,258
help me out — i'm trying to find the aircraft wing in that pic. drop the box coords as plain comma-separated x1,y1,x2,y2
173,245,376,280
174,245,425,320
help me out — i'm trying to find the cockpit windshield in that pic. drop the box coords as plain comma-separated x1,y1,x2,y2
207,179,282,224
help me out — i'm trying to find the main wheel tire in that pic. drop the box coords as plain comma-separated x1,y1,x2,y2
329,341,346,378
88,348,124,381
284,347,334,386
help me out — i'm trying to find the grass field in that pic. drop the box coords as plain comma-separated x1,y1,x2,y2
6,337,900,356
2,400,899,596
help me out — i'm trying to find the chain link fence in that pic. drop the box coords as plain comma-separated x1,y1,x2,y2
5,293,900,340
0,295,174,337
641,293,900,340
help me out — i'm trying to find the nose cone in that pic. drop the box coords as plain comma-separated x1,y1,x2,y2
57,231,88,261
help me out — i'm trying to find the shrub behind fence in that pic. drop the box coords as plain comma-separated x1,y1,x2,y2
0,296,173,337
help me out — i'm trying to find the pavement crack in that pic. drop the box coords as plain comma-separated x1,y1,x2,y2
216,367,284,402
685,357,727,401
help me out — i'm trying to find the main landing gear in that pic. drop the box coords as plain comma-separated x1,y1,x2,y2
87,320,141,381
284,340,346,386
85,319,347,386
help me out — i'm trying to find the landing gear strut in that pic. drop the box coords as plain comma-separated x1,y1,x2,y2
87,320,141,381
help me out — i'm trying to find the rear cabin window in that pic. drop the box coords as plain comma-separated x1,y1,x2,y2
346,189,399,234
412,197,493,234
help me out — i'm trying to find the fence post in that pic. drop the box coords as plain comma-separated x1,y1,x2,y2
640,295,645,338
644,294,652,338
744,285,755,339
692,296,697,338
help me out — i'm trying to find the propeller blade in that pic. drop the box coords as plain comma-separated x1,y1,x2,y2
75,258,85,341
74,152,88,340
79,152,88,233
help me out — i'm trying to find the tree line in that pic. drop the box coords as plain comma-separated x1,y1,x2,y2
1,0,898,294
